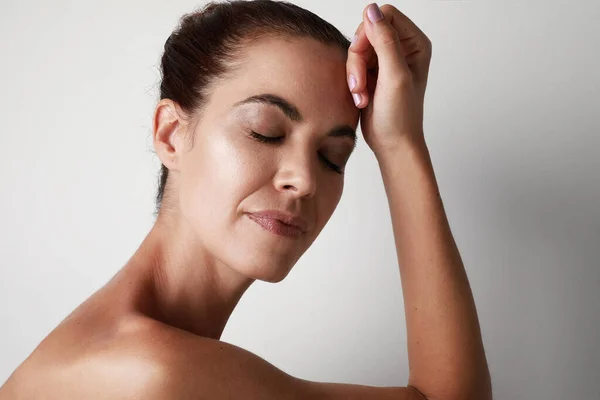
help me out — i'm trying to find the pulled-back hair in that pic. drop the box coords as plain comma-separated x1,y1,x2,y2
154,0,351,216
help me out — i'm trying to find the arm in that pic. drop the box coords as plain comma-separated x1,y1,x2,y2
347,4,492,399
376,138,492,400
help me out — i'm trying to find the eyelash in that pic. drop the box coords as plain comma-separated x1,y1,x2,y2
249,131,344,174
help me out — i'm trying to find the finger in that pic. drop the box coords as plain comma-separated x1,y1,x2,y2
348,22,376,66
380,4,432,83
346,22,373,108
380,4,429,42
349,22,379,75
363,3,411,85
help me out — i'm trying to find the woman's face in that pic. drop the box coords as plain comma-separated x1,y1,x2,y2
172,36,359,282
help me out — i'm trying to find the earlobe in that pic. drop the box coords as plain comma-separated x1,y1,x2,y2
153,99,186,171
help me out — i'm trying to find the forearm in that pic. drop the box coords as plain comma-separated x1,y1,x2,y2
375,138,492,400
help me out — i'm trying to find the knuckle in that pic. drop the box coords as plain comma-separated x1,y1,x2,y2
423,37,433,54
346,58,357,73
380,4,398,14
380,28,399,45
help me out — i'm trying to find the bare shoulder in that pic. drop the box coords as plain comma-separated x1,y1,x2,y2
108,316,426,400
0,315,169,400
1,315,425,400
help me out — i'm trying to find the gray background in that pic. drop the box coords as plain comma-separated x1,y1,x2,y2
1,0,599,398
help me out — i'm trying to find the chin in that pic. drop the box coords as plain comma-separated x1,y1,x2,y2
235,259,294,283
261,269,291,284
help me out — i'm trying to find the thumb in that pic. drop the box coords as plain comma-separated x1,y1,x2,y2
363,3,411,84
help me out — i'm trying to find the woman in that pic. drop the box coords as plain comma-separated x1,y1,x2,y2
0,1,492,399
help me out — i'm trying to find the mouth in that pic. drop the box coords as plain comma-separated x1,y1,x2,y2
247,214,304,238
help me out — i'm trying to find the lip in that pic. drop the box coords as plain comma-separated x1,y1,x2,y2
248,214,303,238
247,210,309,238
248,210,309,232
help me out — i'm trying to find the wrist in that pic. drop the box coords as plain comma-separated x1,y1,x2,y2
373,134,429,163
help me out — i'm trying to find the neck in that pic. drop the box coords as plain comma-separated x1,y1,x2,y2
120,213,255,339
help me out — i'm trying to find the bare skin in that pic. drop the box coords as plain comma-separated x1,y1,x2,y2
0,4,491,400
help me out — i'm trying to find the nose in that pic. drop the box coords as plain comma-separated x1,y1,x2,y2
273,149,317,199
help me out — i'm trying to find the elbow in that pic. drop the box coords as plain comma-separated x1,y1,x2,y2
447,376,493,400
450,377,493,400
410,375,493,400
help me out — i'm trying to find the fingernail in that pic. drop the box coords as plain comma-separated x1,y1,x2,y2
349,34,358,49
348,74,357,91
352,92,362,107
367,3,384,23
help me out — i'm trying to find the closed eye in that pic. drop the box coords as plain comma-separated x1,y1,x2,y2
248,131,344,174
249,131,282,144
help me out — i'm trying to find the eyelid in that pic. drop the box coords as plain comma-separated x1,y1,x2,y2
249,130,282,142
248,130,344,174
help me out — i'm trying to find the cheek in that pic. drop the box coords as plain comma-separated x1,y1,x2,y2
314,177,344,232
329,180,344,211
178,131,273,226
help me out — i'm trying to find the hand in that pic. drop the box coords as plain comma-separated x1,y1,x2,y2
346,3,432,155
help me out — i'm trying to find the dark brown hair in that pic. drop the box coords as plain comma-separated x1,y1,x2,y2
154,0,351,216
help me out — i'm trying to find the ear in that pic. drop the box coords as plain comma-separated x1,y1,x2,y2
152,99,189,173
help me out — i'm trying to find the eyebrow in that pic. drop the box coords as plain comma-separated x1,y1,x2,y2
233,93,357,149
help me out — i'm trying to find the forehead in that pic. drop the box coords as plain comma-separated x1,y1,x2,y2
206,36,359,128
